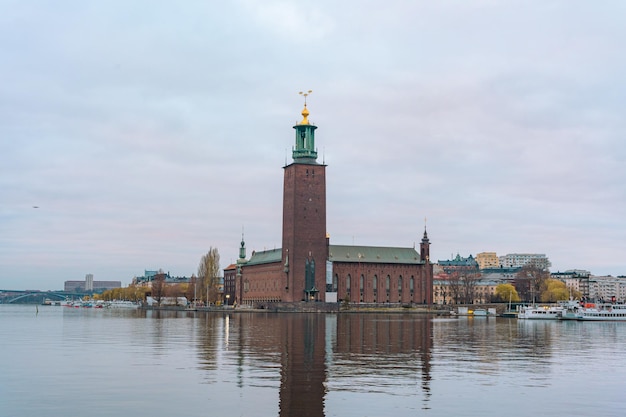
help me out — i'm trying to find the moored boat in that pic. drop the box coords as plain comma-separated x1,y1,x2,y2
105,300,140,309
576,304,626,321
472,308,488,316
517,305,564,320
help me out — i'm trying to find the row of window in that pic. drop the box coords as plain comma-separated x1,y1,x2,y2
334,274,420,292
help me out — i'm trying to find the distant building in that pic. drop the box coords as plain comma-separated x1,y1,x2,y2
433,278,499,305
64,279,121,292
475,252,500,269
588,275,626,303
132,270,193,287
498,253,551,270
85,274,94,291
481,267,521,283
433,254,508,305
223,264,236,305
551,270,591,300
437,253,479,275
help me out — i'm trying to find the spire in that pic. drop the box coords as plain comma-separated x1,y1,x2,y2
301,105,310,125
238,230,246,261
299,90,312,124
420,218,430,263
292,90,318,162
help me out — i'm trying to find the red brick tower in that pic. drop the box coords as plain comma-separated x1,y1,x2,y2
282,94,327,302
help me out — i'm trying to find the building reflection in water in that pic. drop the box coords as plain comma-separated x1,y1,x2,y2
222,313,433,416
278,314,327,417
331,314,433,407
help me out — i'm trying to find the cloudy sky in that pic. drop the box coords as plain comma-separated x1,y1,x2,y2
1,0,624,290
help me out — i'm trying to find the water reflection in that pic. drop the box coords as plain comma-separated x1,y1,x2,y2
278,314,326,417
131,311,626,416
205,313,433,416
330,314,433,410
223,313,326,416
4,306,626,416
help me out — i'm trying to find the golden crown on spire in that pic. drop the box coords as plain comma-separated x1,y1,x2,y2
298,90,312,124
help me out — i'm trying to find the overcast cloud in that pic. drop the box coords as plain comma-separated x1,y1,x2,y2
1,0,625,290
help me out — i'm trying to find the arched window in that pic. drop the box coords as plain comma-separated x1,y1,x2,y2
398,276,403,293
346,274,351,291
373,275,378,292
360,275,364,292
410,276,415,292
386,275,391,292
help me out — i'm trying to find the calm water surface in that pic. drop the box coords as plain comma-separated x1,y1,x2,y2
1,304,625,417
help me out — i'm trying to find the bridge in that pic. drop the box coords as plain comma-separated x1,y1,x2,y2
0,290,94,304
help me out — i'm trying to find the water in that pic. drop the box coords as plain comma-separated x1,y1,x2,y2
1,305,625,417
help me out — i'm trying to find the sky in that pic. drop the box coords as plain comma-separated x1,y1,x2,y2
1,0,625,290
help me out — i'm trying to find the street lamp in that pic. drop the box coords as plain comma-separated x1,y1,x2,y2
225,294,230,307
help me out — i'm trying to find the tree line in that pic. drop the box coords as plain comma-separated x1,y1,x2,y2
97,247,222,306
441,265,581,305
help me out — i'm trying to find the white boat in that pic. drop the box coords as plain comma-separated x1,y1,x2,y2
517,305,564,320
576,304,626,321
105,300,140,309
472,308,488,316
559,301,582,320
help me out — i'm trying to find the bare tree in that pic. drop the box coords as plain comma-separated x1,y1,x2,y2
461,272,481,304
198,247,221,305
514,265,550,303
152,274,166,305
186,275,197,304
447,271,463,305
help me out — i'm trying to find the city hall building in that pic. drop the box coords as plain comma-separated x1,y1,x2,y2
234,102,432,306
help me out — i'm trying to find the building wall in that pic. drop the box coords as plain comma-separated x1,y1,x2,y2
588,276,626,303
240,262,284,303
333,262,431,304
64,281,84,291
476,252,500,269
223,265,236,305
282,163,327,302
433,279,498,305
64,280,121,292
498,253,551,270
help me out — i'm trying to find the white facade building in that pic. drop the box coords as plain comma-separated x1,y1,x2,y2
588,276,626,303
498,253,551,270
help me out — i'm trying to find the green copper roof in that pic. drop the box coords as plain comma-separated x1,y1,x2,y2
329,245,423,264
438,253,478,266
242,245,423,266
246,248,282,266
